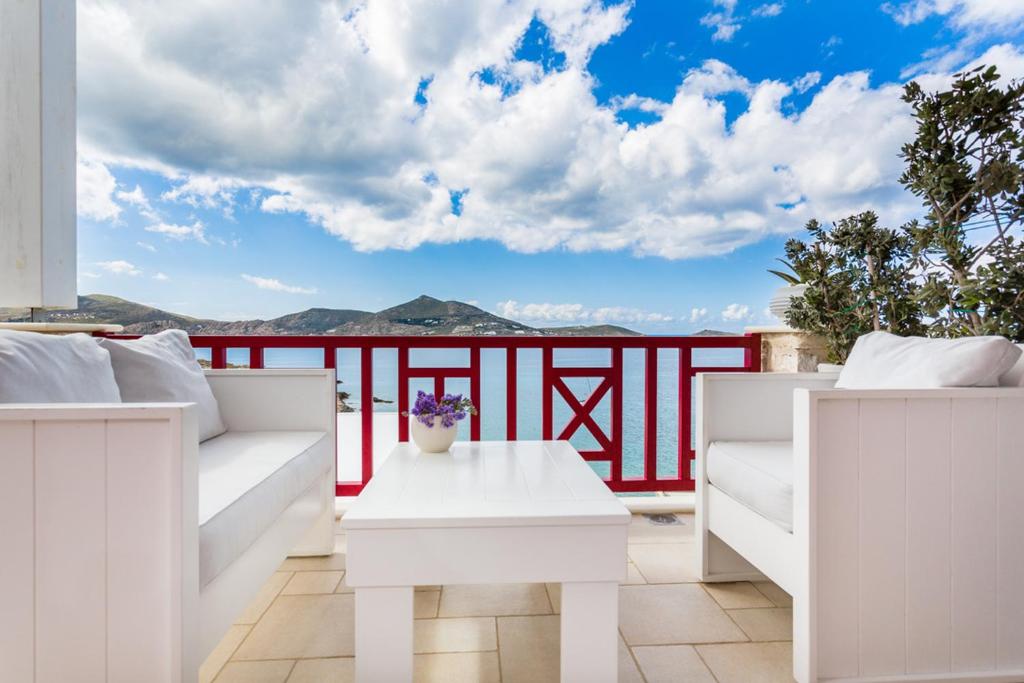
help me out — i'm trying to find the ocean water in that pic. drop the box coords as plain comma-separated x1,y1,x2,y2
206,345,746,481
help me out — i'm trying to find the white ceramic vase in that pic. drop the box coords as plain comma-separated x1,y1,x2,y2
768,283,808,322
409,415,458,453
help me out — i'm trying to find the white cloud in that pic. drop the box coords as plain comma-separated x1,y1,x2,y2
882,0,1024,30
700,0,741,41
77,158,121,221
721,303,751,321
689,307,709,324
495,300,672,325
793,71,822,93
96,260,142,276
751,3,784,18
153,272,169,281
74,1,1024,261
115,184,159,221
136,241,157,252
145,220,208,244
241,274,317,295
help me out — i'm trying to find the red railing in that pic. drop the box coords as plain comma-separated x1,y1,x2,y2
98,333,761,496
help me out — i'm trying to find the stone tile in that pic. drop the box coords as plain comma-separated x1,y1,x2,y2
439,584,552,617
287,658,354,683
415,590,441,619
200,624,250,683
632,645,717,683
545,583,560,614
234,594,355,660
413,652,500,683
214,660,294,683
335,575,440,594
625,562,647,585
728,608,793,642
754,581,793,608
696,642,793,683
628,543,700,583
414,617,497,653
282,571,343,595
618,634,645,683
235,573,292,625
704,582,774,609
497,615,560,683
279,537,346,571
627,513,695,543
619,584,747,645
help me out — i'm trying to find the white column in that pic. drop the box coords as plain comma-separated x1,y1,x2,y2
0,0,77,309
355,586,413,683
560,581,619,683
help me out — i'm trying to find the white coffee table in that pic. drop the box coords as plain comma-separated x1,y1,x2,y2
342,440,630,682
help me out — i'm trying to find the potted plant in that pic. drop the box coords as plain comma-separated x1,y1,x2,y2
404,390,478,453
767,258,808,322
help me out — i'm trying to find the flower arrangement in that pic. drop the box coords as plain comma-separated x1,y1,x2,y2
404,390,477,428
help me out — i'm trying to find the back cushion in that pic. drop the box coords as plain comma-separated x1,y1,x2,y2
1000,344,1024,387
0,330,121,403
98,330,227,441
836,332,1022,389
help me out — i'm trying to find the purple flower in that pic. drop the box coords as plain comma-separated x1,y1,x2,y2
403,390,478,428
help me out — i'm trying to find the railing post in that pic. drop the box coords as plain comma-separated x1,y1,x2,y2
505,347,517,441
610,346,623,483
542,346,553,441
360,346,373,487
397,346,409,443
211,346,227,370
249,346,264,369
469,346,481,441
678,344,693,485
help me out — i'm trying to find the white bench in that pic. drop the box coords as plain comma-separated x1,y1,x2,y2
696,372,1024,683
0,368,337,683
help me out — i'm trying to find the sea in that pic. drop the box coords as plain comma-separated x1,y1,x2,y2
199,345,746,482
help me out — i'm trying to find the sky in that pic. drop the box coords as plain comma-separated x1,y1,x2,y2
75,0,1024,332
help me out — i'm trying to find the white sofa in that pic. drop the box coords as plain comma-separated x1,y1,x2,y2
0,368,337,683
696,372,1024,683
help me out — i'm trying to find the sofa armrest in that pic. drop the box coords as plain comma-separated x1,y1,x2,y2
0,403,200,681
697,372,838,446
205,368,336,433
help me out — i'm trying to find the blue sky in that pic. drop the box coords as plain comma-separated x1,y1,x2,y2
75,0,1024,331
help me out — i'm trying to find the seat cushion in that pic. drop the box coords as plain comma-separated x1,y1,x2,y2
707,441,793,532
199,430,332,587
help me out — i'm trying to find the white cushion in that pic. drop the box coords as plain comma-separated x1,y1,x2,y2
1000,344,1024,387
707,441,793,532
836,332,1022,389
198,430,332,587
98,330,226,442
0,330,121,403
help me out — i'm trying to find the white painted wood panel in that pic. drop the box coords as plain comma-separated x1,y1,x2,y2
906,399,953,674
858,399,908,676
106,420,175,683
951,399,999,673
816,398,861,680
0,422,35,683
996,398,1024,669
35,420,107,682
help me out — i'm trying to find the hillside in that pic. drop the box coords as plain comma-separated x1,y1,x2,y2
0,294,642,336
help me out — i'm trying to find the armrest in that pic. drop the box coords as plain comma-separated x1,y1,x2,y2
205,368,336,433
697,372,838,445
0,403,200,681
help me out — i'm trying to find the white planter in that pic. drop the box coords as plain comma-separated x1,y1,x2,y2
409,415,458,453
769,283,808,321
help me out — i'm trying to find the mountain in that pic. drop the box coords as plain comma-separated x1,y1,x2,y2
0,294,642,336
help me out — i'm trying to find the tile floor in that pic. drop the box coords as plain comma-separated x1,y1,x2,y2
201,513,794,683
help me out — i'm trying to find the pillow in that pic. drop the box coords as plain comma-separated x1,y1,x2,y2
835,332,1022,389
1000,344,1024,387
0,330,122,403
97,330,226,441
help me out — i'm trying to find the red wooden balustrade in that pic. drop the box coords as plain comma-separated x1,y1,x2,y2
96,333,761,496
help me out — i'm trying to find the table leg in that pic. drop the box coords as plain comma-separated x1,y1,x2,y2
560,581,618,683
354,586,413,682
